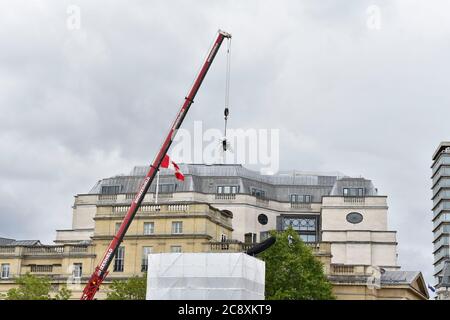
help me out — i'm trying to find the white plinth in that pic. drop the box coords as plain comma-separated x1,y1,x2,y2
146,252,265,300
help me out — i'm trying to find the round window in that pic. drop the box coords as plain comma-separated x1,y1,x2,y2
346,212,363,224
258,214,268,225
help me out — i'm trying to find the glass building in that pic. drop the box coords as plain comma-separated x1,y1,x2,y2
432,142,450,284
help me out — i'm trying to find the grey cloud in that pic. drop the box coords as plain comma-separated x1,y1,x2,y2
1,0,447,287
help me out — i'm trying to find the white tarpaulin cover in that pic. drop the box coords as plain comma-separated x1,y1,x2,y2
146,252,265,300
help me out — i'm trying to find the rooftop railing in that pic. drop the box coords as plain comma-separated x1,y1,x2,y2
98,194,117,202
0,246,15,254
111,204,190,214
329,264,370,276
0,245,92,256
84,192,325,214
215,193,236,200
23,246,64,254
331,264,355,275
343,197,365,204
208,240,330,255
168,204,189,212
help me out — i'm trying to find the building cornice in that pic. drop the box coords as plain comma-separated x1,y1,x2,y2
91,234,213,241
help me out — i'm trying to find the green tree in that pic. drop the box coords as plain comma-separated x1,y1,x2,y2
258,228,335,300
106,275,147,300
6,273,51,300
6,273,72,300
54,285,72,300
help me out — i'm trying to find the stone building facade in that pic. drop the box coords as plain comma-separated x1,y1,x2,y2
0,164,428,299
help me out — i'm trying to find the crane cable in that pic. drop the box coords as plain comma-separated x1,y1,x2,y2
224,37,231,138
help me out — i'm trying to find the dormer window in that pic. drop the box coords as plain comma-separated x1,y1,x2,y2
290,194,312,203
217,185,239,194
251,188,266,199
159,183,176,193
343,188,365,197
101,185,122,195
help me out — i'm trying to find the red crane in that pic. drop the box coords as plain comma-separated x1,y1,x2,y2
81,30,232,300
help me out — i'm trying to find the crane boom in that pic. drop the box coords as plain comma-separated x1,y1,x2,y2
81,30,231,300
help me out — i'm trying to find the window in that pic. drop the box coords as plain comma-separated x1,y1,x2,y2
113,246,125,272
101,185,121,195
251,188,266,199
258,214,268,225
172,221,183,234
73,263,82,278
346,212,364,224
115,222,121,234
144,222,155,235
343,188,365,197
171,246,182,253
283,217,316,231
290,195,312,203
159,184,176,193
217,186,239,194
281,216,318,243
1,264,10,279
244,233,257,244
141,247,152,272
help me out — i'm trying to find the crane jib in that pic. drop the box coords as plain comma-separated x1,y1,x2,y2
134,177,151,204
80,30,231,300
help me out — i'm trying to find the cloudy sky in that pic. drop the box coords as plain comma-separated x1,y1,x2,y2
1,0,449,288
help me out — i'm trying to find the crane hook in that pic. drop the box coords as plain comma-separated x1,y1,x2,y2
222,107,229,152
